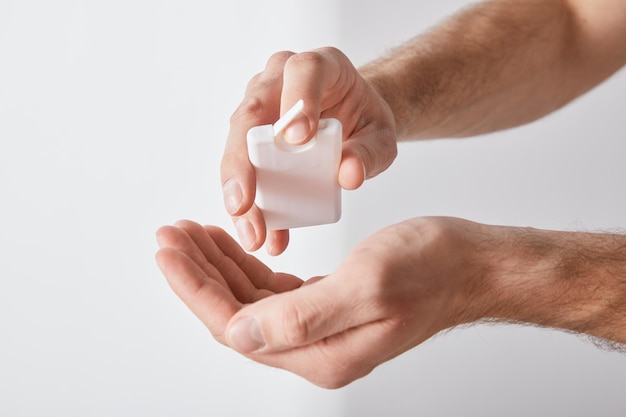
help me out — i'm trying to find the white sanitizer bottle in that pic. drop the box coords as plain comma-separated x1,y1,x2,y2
246,101,342,231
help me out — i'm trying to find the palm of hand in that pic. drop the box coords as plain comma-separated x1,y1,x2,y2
156,220,303,343
156,218,467,388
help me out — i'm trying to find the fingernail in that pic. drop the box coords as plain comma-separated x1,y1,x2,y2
223,179,242,214
283,115,310,144
266,240,275,256
229,317,265,353
235,218,255,250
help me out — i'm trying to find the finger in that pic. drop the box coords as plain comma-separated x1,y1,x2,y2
221,51,294,217
337,151,366,191
265,229,289,256
224,276,382,354
231,204,266,252
205,226,303,294
156,225,229,289
281,48,398,187
280,48,350,145
247,316,410,389
155,247,241,343
173,220,260,303
338,122,397,190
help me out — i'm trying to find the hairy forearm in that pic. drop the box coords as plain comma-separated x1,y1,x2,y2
360,0,626,140
473,224,626,346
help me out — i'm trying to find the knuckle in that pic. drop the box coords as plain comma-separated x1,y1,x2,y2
247,51,292,91
356,142,379,179
315,46,345,60
267,50,295,68
363,128,398,179
245,71,264,91
280,302,312,347
229,95,265,125
286,50,327,70
380,129,399,169
366,271,399,316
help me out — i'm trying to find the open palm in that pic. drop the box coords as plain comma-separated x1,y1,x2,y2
155,217,475,388
156,220,304,343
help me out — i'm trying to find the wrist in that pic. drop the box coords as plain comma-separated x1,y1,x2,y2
435,219,508,328
473,225,561,324
401,217,505,330
473,225,626,344
359,63,415,140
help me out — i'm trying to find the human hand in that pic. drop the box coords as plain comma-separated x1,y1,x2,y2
156,217,489,388
222,47,398,256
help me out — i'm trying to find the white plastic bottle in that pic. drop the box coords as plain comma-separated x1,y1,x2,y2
246,101,342,230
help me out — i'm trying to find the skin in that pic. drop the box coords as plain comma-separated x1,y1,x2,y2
222,0,626,256
156,218,626,389
221,48,397,255
157,0,626,388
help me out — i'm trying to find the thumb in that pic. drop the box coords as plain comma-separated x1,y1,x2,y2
225,277,363,354
339,125,397,191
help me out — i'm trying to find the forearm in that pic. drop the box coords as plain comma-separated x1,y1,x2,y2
360,0,626,140
472,224,626,346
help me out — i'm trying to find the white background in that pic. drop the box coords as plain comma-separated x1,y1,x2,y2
1,1,625,416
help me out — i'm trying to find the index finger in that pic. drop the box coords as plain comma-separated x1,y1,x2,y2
221,51,293,217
